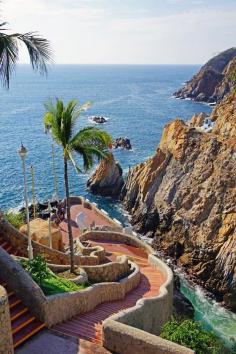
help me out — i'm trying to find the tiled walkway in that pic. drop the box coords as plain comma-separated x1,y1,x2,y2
59,204,115,244
54,240,165,344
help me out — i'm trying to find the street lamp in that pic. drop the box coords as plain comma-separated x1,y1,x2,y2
48,200,52,249
18,143,33,260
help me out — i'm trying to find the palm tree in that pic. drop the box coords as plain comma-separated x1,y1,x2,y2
0,21,52,88
44,99,112,272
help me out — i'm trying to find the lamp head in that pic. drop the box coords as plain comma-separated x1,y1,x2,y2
18,143,28,158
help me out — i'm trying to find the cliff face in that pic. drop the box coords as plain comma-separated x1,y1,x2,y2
174,48,236,103
122,92,236,311
87,153,124,198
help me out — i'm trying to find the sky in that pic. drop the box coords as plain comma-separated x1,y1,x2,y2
1,0,236,64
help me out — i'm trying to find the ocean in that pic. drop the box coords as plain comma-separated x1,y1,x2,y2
0,64,211,218
2,64,236,345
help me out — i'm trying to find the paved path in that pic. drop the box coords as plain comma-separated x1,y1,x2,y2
59,204,115,245
15,329,111,354
54,240,165,345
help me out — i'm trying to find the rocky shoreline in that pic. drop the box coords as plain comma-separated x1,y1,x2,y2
174,47,236,103
120,92,236,312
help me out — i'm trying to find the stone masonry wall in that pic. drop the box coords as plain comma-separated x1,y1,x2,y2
0,219,98,265
0,286,14,354
82,255,130,282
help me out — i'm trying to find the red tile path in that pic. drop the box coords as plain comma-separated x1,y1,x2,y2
59,204,115,245
53,240,166,345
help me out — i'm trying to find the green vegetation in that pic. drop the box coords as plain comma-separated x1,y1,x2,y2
4,211,25,229
44,99,112,272
0,21,52,88
20,255,87,296
160,319,226,354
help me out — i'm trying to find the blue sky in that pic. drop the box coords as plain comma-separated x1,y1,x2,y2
2,0,236,64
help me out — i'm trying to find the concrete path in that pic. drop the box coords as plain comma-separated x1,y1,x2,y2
15,329,111,354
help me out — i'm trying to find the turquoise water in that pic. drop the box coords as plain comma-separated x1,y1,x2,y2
180,276,236,346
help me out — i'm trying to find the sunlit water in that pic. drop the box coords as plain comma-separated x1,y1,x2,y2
180,275,236,346
0,64,211,214
1,64,234,343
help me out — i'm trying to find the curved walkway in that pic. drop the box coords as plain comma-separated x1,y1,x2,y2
53,240,165,344
59,204,115,244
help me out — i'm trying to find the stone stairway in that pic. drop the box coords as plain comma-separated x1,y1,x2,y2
0,236,46,349
54,251,164,344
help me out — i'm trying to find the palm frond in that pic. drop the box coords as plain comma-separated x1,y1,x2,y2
0,34,18,87
70,128,111,171
44,100,64,145
68,151,82,174
17,32,52,74
71,144,94,171
0,25,52,88
72,101,92,123
70,126,111,149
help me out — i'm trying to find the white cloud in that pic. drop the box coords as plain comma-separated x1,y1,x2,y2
1,0,236,64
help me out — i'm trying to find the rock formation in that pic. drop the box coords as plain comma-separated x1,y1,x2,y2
113,137,132,150
90,116,107,124
174,48,236,103
122,92,236,311
87,153,124,198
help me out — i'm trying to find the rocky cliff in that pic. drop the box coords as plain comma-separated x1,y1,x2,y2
122,92,236,311
87,153,124,198
174,48,236,103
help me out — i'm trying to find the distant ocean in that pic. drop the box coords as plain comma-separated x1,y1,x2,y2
0,64,211,219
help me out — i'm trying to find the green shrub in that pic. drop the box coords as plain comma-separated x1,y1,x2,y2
160,320,225,354
4,211,25,229
20,255,86,296
20,255,50,285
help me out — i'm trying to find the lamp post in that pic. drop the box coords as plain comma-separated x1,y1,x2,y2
18,143,33,260
48,200,52,249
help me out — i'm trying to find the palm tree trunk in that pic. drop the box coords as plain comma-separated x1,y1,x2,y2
64,156,75,273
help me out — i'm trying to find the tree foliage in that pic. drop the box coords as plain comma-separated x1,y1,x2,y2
0,21,52,88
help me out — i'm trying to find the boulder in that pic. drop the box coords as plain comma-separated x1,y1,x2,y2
113,137,132,150
90,116,107,124
87,153,124,198
19,218,64,251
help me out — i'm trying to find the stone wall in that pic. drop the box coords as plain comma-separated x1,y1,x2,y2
82,255,130,282
0,286,13,354
102,321,194,354
44,261,140,327
0,219,98,265
75,238,107,263
0,246,140,328
81,230,153,255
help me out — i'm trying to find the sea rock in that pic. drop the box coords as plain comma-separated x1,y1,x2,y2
20,200,60,220
174,47,236,103
90,116,107,124
87,153,124,198
122,92,236,311
113,137,132,150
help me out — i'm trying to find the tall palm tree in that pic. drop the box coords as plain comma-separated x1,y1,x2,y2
0,21,52,88
44,99,112,272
